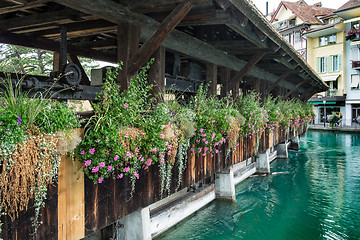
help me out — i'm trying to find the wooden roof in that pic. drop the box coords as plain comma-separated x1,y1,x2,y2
0,0,329,98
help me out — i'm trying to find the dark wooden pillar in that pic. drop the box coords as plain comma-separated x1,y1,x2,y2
53,52,60,72
148,46,166,102
232,81,240,102
254,78,260,94
117,22,140,91
220,68,231,98
206,63,217,96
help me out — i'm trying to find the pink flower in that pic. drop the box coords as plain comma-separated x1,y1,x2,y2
204,147,209,152
107,165,113,171
159,134,165,139
124,167,130,172
114,155,119,161
212,133,216,141
124,103,129,109
190,148,195,153
200,128,204,133
84,160,91,167
117,173,123,179
134,171,139,179
89,148,95,155
212,120,215,123
146,158,152,166
97,139,100,143
99,162,105,168
124,133,129,138
91,166,99,173
215,150,219,154
202,138,206,142
80,150,85,155
98,177,104,183
106,138,109,142
205,141,209,145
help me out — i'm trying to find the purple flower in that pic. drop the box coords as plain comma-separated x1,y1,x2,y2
80,150,85,155
117,173,123,179
124,167,130,172
98,177,104,183
107,165,113,171
91,166,99,173
99,162,105,168
114,155,119,161
89,148,95,155
84,160,91,167
16,114,22,125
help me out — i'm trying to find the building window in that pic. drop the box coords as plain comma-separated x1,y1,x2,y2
319,34,337,46
317,57,328,73
331,55,341,72
294,31,301,49
351,74,360,89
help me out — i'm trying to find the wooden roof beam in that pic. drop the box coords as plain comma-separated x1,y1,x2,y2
0,29,116,63
125,0,212,13
0,0,49,14
178,9,231,26
283,79,307,99
230,52,265,85
0,9,90,31
263,72,290,98
128,2,193,75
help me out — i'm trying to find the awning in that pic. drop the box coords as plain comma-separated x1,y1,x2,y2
320,74,340,82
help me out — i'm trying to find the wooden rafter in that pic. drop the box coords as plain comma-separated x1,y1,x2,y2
0,9,90,31
283,79,307,99
263,72,291,97
230,52,265,85
127,2,193,75
0,0,49,14
0,29,116,63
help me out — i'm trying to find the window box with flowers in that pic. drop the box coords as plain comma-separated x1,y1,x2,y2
346,28,360,41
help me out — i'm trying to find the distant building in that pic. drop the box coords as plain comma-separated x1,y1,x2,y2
334,0,360,126
270,0,334,59
305,14,346,125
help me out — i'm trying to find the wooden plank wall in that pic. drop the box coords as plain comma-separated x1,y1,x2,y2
0,126,307,239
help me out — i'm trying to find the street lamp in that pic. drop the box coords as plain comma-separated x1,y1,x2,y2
323,100,326,127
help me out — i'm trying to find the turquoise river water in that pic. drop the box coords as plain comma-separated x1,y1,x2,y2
157,130,360,240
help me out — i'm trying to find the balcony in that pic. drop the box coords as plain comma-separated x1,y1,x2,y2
352,60,360,70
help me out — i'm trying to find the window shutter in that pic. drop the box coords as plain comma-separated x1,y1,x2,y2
324,57,328,72
338,54,342,71
329,56,333,72
317,57,320,73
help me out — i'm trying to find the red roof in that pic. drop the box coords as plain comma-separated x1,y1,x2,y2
270,1,334,24
336,0,360,12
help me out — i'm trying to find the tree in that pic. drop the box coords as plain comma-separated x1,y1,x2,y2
0,44,99,76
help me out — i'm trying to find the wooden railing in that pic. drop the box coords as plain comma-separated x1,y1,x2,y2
0,125,308,240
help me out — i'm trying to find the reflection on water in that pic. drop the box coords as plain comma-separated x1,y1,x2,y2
157,131,360,240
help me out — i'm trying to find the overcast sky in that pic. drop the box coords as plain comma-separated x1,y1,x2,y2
250,0,349,16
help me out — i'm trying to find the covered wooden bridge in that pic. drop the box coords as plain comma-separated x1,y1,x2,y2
0,0,328,239
0,0,327,100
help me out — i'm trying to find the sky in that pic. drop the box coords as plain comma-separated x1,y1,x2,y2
250,0,349,16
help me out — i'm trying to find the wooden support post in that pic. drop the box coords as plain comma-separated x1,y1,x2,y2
232,80,240,102
67,54,90,85
58,135,85,240
254,78,260,94
53,51,60,72
206,63,217,96
283,79,307,99
148,46,166,102
220,68,231,98
128,2,192,75
263,72,290,98
59,25,68,71
117,23,140,91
